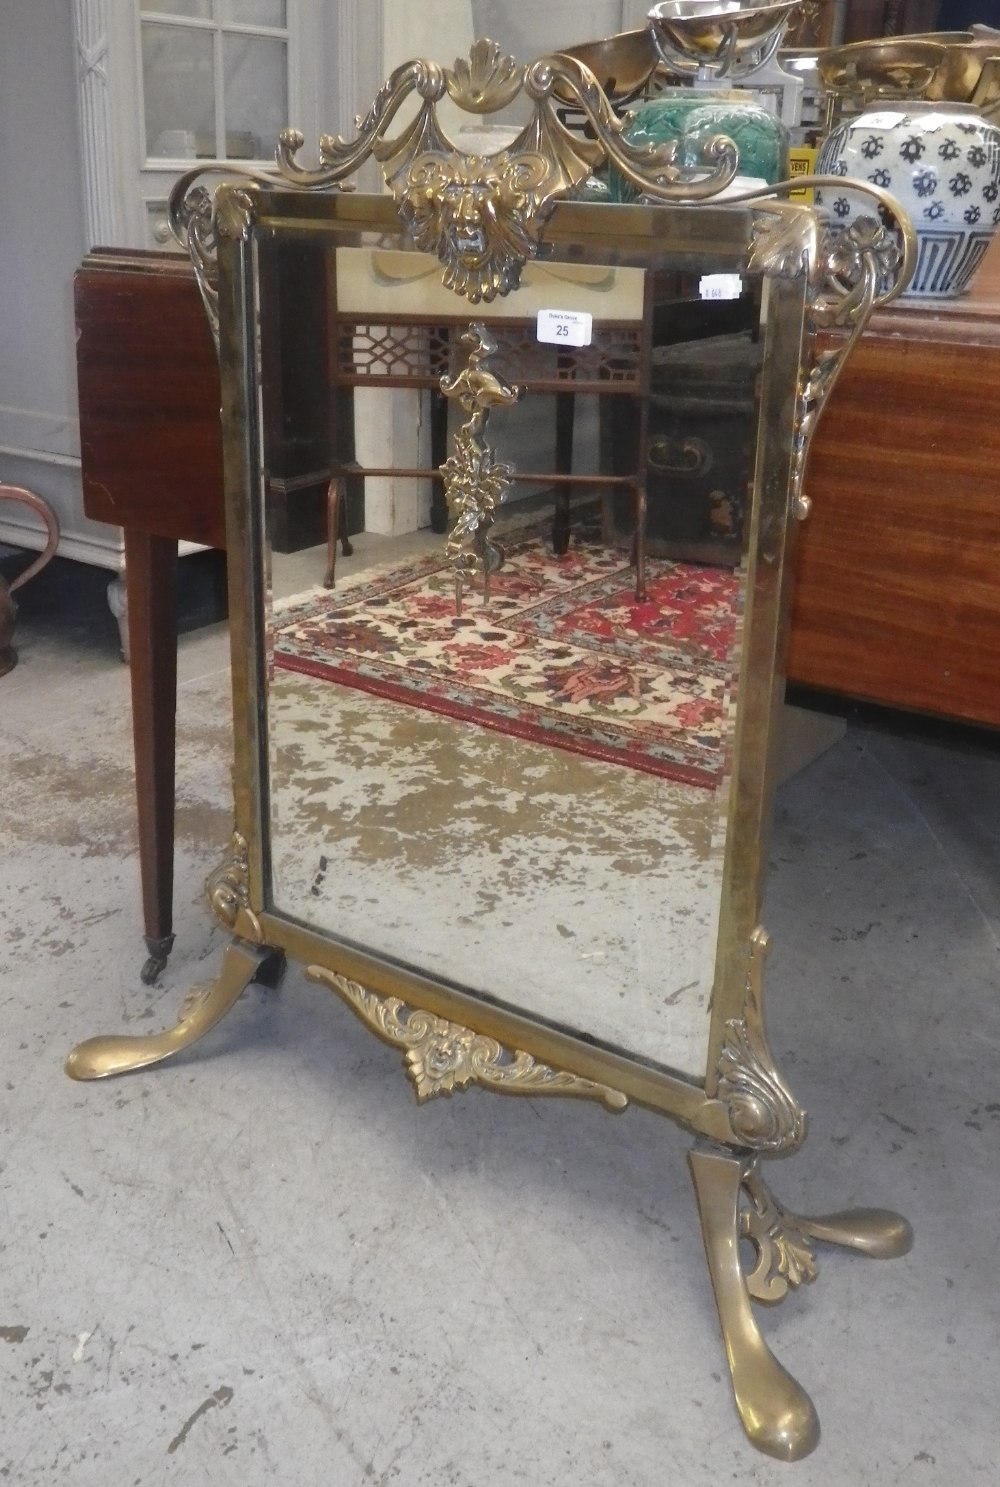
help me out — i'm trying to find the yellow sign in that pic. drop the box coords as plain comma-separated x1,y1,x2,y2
787,146,818,203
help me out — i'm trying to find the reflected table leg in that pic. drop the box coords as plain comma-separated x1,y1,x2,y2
552,387,575,556
323,476,355,590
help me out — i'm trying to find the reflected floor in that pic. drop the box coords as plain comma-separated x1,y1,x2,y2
267,539,731,1079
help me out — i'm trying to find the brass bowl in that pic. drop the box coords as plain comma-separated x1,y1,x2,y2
928,36,1000,104
553,27,660,104
971,56,1000,115
817,38,947,101
648,1,801,73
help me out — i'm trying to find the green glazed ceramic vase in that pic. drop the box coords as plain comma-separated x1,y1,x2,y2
608,89,789,201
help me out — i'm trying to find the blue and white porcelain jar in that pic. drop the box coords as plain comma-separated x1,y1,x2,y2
816,101,1000,298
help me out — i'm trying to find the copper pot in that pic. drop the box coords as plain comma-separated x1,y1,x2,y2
0,484,60,678
0,575,16,679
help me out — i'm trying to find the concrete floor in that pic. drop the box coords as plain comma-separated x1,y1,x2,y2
1,553,999,1484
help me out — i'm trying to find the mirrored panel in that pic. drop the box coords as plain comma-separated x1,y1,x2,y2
255,208,767,1081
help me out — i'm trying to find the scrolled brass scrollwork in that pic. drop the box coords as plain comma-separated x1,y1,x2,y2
205,831,263,944
739,175,916,518
168,36,742,323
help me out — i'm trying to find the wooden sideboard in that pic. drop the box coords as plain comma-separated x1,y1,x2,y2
790,268,1000,729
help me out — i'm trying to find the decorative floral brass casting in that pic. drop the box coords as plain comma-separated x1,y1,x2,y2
745,179,913,520
740,1162,820,1301
715,928,807,1153
438,323,521,611
307,965,629,1111
791,204,910,518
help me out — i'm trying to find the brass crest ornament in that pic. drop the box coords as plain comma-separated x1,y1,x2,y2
168,39,914,334
354,39,739,303
171,38,743,318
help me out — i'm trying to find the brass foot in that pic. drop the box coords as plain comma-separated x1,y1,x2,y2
65,940,284,1081
796,1206,913,1261
688,1144,821,1461
740,1164,913,1297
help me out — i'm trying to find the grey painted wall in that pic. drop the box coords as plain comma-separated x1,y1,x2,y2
0,2,89,554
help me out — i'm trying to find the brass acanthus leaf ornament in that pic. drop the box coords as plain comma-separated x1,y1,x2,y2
715,928,807,1153
205,831,263,943
740,1162,819,1302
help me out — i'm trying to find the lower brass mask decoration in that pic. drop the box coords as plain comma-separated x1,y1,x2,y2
392,148,551,305
307,966,629,1111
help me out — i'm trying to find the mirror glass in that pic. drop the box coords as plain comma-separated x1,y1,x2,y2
255,213,766,1081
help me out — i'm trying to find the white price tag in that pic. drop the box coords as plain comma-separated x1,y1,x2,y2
537,308,593,348
699,274,744,302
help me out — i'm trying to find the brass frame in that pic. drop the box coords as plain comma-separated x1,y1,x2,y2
67,40,918,1460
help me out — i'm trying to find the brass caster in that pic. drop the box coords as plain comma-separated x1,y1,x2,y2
140,932,175,985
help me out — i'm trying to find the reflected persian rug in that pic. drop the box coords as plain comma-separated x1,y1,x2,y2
272,531,740,788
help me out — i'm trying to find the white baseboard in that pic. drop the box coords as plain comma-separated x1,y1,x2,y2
0,514,208,570
0,514,122,569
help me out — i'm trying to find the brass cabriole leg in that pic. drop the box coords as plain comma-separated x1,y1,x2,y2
65,940,284,1081
688,1143,821,1462
689,1143,913,1459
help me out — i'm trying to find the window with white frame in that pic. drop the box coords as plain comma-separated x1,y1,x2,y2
139,2,290,163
